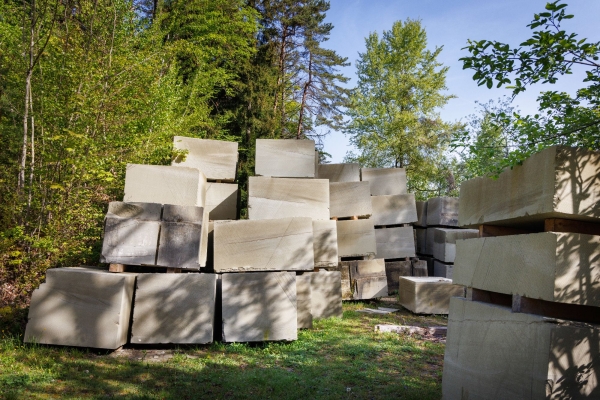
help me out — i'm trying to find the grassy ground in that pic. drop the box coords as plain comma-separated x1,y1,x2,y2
0,301,447,399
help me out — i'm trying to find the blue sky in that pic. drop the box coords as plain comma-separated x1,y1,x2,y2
320,0,600,162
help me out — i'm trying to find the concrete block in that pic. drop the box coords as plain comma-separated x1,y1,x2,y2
213,217,314,272
309,271,343,319
24,267,135,349
334,262,353,300
412,259,428,277
415,228,427,254
398,276,464,314
296,274,313,329
375,226,415,259
317,163,360,182
360,168,407,196
336,219,377,257
172,136,238,182
101,218,160,265
431,228,479,263
205,183,237,220
424,227,435,256
433,260,453,279
349,259,388,299
248,176,329,220
426,197,459,227
329,181,372,219
313,220,338,268
157,222,202,269
131,274,216,344
124,164,207,207
459,146,600,227
415,201,427,227
442,298,600,399
370,194,418,226
106,202,162,220
453,232,600,307
255,139,315,178
385,260,412,294
222,272,297,342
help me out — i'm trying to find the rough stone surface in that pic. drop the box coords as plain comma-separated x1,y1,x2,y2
370,194,418,226
124,164,207,207
248,176,329,220
213,217,314,272
200,209,209,268
317,163,360,182
453,232,600,307
205,183,238,220
333,263,353,300
349,259,388,299
313,220,338,268
296,275,313,329
309,271,343,319
131,274,216,344
431,228,479,263
375,226,415,259
398,277,464,314
385,260,412,294
172,136,238,182
107,202,162,220
415,201,427,227
336,219,377,257
255,139,315,178
101,218,160,265
360,168,407,196
433,260,453,279
426,197,459,227
415,228,427,254
418,255,435,277
442,298,600,399
424,227,436,256
412,260,428,277
157,222,203,269
222,272,297,342
459,146,600,228
329,181,372,219
24,267,135,349
162,204,204,223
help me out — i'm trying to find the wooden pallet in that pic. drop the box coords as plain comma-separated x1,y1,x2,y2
478,217,600,238
374,223,412,230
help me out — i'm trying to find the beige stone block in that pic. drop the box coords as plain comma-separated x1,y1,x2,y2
426,197,459,227
349,259,388,299
335,262,353,300
317,163,360,182
309,271,343,319
398,276,464,314
329,181,372,219
375,226,415,259
371,194,418,226
206,182,237,220
172,136,238,182
296,274,313,329
255,139,315,178
336,219,376,257
360,168,407,195
415,201,427,227
101,218,160,265
313,220,338,268
431,228,479,263
385,260,412,294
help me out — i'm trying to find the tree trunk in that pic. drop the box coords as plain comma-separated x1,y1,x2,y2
296,51,313,139
19,0,36,194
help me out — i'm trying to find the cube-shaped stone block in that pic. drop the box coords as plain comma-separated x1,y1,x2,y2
172,136,238,182
426,197,459,227
206,182,237,220
431,228,479,263
313,220,338,268
255,139,315,178
433,260,453,279
415,201,427,227
309,271,343,319
101,218,160,265
398,276,464,314
296,274,313,329
329,181,372,219
336,219,376,258
370,194,418,226
385,260,412,294
350,259,388,299
375,226,415,260
157,222,203,269
361,168,407,196
317,163,360,182
412,259,428,277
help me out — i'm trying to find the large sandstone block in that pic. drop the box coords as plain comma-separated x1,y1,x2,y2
431,228,478,263
172,136,238,182
433,260,453,279
385,260,412,294
360,168,407,196
349,259,388,299
106,202,162,220
24,267,135,349
309,271,343,319
375,226,415,259
415,227,427,254
398,277,463,314
336,219,377,257
426,197,459,227
442,298,600,399
248,176,329,220
370,194,418,226
222,272,297,342
213,217,314,272
255,139,316,178
459,146,600,227
329,181,372,219
156,205,205,269
415,201,427,227
206,182,237,220
317,163,360,182
334,262,353,300
101,218,160,265
296,275,313,329
313,220,338,268
454,232,600,307
131,274,216,344
124,164,207,207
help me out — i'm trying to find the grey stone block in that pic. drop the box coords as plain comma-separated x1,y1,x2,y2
206,182,237,220
417,255,435,277
24,267,135,349
101,218,160,265
156,222,203,269
415,201,427,227
317,163,360,182
426,197,459,227
433,260,453,279
309,271,343,319
415,227,427,254
313,220,338,268
398,276,464,314
333,262,353,300
162,204,204,223
131,274,216,344
424,227,435,256
172,136,238,182
336,219,377,257
329,181,372,219
124,164,208,207
213,217,314,272
375,226,415,259
370,194,418,226
255,139,316,178
222,272,297,342
350,259,388,299
360,168,407,195
385,260,412,294
248,176,329,220
412,259,428,277
431,228,479,263
296,274,313,329
106,202,162,220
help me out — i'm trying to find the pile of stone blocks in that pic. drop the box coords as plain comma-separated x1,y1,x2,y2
442,146,600,398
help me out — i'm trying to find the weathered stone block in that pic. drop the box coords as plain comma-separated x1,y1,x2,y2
415,201,427,227
375,226,415,259
222,272,297,342
255,139,315,178
296,274,313,329
360,168,407,196
172,136,238,182
454,232,600,307
334,262,353,300
433,260,453,279
385,260,412,294
156,222,202,269
398,276,464,314
431,228,479,263
206,182,237,220
349,259,388,299
131,274,216,344
309,271,343,319
426,197,459,227
415,227,427,254
336,219,376,257
418,255,435,277
106,202,162,220
213,217,314,272
248,176,329,220
317,163,360,182
424,227,435,256
313,220,338,268
370,194,418,226
329,181,372,219
24,267,135,349
124,164,207,207
101,218,160,265
412,259,428,277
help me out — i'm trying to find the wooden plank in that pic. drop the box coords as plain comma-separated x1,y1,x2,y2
512,293,600,324
544,217,600,236
166,268,182,274
478,224,533,238
109,264,126,273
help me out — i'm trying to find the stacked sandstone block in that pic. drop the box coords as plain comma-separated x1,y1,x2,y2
442,146,600,398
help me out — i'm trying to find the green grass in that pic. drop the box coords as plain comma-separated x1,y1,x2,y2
0,301,447,399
